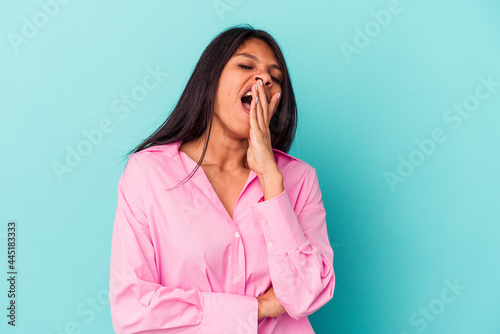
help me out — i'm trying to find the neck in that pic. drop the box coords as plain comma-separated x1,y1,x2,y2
180,131,249,172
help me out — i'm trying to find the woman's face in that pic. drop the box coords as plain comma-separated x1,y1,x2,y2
213,37,283,138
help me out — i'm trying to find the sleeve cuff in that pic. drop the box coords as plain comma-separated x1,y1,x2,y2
249,188,309,256
201,292,258,333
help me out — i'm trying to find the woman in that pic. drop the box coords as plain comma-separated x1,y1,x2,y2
109,25,335,333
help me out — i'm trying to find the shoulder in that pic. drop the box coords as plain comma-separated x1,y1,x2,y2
128,143,176,159
272,147,316,181
119,143,186,189
272,147,315,173
123,142,317,179
126,143,178,164
120,143,179,179
272,148,323,211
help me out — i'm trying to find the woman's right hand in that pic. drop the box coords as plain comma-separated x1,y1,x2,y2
257,285,287,320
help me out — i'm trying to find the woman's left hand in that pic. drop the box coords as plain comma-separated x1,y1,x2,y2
246,79,281,177
257,285,287,319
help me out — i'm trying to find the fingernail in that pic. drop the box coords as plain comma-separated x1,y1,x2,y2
277,93,280,99
255,96,258,104
255,84,258,90
259,79,263,86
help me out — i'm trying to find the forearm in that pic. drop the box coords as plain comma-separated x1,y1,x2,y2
250,166,335,320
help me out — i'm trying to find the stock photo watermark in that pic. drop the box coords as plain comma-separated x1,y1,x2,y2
339,0,424,64
213,0,243,21
5,221,17,326
385,74,499,192
7,0,72,53
399,277,467,334
51,64,169,183
46,266,135,334
339,0,407,63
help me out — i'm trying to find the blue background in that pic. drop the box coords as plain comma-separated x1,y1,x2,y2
1,0,499,333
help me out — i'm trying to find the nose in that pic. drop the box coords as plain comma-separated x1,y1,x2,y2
254,72,273,103
254,66,274,88
255,73,272,87
254,78,272,103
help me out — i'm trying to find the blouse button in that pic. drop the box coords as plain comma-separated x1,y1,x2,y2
267,242,273,248
234,275,241,282
260,219,267,225
235,232,240,238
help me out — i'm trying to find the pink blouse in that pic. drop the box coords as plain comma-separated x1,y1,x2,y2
109,140,335,333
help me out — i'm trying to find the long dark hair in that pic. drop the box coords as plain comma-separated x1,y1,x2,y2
126,24,297,189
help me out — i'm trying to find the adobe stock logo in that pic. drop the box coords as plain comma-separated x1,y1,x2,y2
178,184,211,223
384,74,499,192
213,0,243,21
51,65,169,182
46,266,136,334
399,277,467,334
7,0,72,53
339,0,405,63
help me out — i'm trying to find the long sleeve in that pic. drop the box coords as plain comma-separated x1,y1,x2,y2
249,165,335,320
109,155,258,334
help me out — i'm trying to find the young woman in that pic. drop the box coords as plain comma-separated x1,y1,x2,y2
109,25,335,333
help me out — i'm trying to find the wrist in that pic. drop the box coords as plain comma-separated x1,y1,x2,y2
260,167,282,181
257,297,265,320
258,169,283,201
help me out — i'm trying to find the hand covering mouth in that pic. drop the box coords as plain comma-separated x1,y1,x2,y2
240,86,270,109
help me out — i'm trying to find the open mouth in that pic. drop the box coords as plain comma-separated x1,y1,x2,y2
241,90,253,111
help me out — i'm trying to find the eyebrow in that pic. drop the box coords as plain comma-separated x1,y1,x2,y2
233,53,282,72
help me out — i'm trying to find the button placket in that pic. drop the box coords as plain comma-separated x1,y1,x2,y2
232,227,246,293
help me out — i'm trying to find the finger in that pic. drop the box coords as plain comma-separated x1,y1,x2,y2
255,82,266,131
256,79,269,126
253,83,265,132
249,84,259,135
267,92,280,127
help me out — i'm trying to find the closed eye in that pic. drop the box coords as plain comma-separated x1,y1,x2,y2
239,64,282,84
